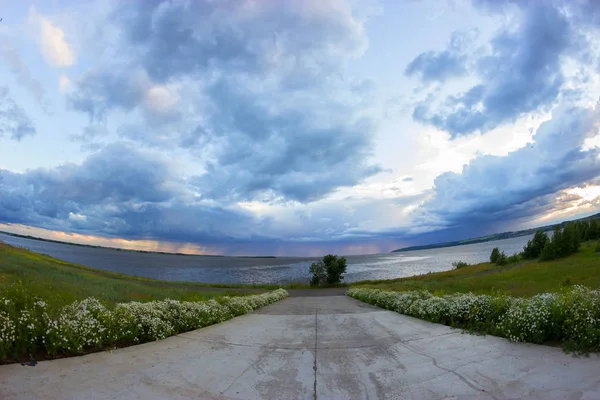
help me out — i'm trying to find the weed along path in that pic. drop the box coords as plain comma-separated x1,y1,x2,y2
2,295,600,399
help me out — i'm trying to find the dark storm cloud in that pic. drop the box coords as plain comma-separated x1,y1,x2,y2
416,102,600,230
70,0,368,118
409,1,580,137
67,0,379,204
0,143,175,221
0,143,259,243
187,77,381,203
0,86,36,141
69,68,146,121
112,0,367,83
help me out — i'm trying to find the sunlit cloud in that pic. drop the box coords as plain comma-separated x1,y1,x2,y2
28,6,76,67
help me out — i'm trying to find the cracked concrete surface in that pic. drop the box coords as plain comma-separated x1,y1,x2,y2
1,296,600,399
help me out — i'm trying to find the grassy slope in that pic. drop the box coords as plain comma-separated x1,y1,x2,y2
6,238,598,301
357,241,600,297
0,242,264,308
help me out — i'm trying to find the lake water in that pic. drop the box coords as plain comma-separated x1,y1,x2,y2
0,232,534,284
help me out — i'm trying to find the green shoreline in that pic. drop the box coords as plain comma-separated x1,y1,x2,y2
392,212,600,252
3,239,600,297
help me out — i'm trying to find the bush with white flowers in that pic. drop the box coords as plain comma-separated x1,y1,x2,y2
347,286,600,352
0,288,288,361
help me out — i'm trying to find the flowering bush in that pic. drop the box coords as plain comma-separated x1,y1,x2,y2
0,289,288,361
347,286,600,352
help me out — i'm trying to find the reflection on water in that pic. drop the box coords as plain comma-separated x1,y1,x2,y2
0,232,534,284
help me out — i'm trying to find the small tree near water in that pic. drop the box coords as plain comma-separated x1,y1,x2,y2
309,262,326,287
309,254,347,287
490,247,500,263
522,230,549,259
540,223,582,261
490,247,508,266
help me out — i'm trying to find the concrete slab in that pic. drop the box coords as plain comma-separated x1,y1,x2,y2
1,296,600,399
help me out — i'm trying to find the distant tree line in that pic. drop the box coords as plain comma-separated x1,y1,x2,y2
489,219,600,265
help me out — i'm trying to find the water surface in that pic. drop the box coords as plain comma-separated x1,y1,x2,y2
0,232,534,284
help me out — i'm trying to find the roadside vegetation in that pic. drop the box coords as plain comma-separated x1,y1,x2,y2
348,286,600,353
0,242,290,363
0,285,287,363
349,221,600,353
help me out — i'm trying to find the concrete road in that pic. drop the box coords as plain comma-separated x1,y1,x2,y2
1,296,600,400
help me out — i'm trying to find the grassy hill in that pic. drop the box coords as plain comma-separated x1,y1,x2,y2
361,241,600,297
0,242,267,310
0,242,293,363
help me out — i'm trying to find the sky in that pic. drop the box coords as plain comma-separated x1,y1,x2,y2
0,0,600,257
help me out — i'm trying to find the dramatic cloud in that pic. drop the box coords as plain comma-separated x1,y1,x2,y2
0,143,257,244
69,68,148,120
185,77,380,203
404,31,472,83
112,0,367,83
0,87,36,141
417,101,600,230
68,0,380,204
0,140,416,254
410,1,585,137
1,0,600,255
29,6,76,67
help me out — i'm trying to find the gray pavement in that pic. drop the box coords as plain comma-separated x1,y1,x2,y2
1,295,600,399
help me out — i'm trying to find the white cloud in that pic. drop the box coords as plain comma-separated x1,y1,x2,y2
68,212,87,221
29,6,76,67
143,84,179,113
59,74,71,92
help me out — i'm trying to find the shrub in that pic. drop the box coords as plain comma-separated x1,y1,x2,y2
540,223,581,261
310,254,347,286
495,251,508,266
561,276,572,287
309,262,327,287
490,247,500,263
452,261,470,269
507,253,521,263
0,287,288,361
540,240,558,261
522,230,549,259
490,248,513,266
347,286,600,353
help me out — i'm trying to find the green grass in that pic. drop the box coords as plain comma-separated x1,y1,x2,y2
0,242,264,309
0,242,295,363
354,241,600,297
11,238,598,303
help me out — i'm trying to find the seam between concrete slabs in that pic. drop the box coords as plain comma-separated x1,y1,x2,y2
313,305,318,400
175,329,463,350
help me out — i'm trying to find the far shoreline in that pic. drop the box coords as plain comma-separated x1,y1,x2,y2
392,211,600,253
0,231,279,259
